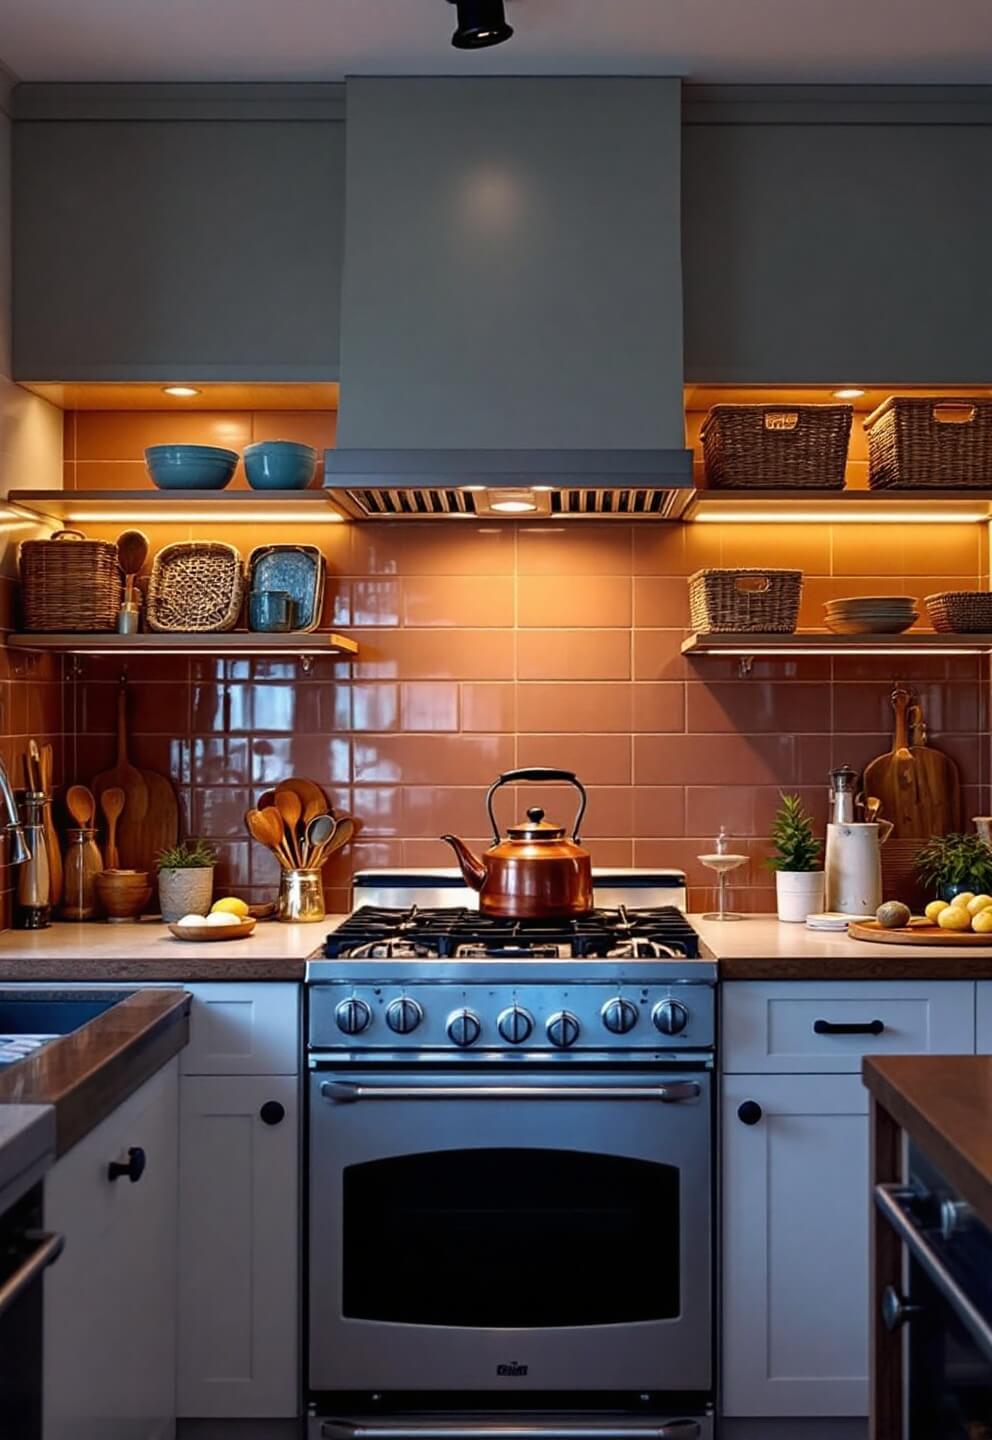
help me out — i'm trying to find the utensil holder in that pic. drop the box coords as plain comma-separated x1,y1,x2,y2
278,868,326,923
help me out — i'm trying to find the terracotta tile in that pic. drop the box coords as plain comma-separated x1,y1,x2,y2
192,787,252,839
633,576,690,628
351,786,402,837
353,734,514,786
517,524,632,576
833,682,982,736
400,682,459,732
585,838,634,867
635,733,794,787
191,738,252,786
899,526,982,578
754,785,829,835
404,837,492,868
517,575,631,628
460,683,516,733
686,681,826,734
402,576,514,627
934,733,982,785
352,683,399,732
562,786,634,838
127,683,190,735
517,734,631,785
631,683,685,733
352,630,515,681
125,734,191,786
632,786,686,837
349,580,402,627
75,410,252,461
517,683,632,734
720,523,830,575
518,631,630,681
251,736,350,786
348,839,406,871
249,410,337,455
685,787,756,837
633,523,721,577
690,884,776,915
633,840,755,889
797,733,834,784
401,787,492,839
355,524,515,578
633,630,687,681
210,841,252,890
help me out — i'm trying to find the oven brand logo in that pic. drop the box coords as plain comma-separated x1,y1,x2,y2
497,1362,528,1377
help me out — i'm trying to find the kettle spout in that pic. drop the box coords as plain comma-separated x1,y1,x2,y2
440,834,486,891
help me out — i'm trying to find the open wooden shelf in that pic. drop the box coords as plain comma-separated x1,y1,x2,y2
8,632,358,657
682,631,992,656
6,489,347,523
685,488,992,523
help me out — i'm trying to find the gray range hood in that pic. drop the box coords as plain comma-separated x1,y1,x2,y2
325,78,691,520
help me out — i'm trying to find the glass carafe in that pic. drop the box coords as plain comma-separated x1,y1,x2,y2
62,827,104,920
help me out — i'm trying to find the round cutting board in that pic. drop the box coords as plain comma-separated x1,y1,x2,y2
848,917,992,946
168,918,257,943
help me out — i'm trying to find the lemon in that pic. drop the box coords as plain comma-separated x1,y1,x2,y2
211,896,249,918
973,909,992,935
925,900,949,923
939,904,973,931
951,891,975,908
967,894,992,916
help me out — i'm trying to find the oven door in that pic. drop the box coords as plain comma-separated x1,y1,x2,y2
309,1067,711,1394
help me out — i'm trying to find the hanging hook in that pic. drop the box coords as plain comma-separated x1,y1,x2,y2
738,655,754,678
299,654,314,676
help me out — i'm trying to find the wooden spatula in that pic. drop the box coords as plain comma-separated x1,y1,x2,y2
100,786,126,869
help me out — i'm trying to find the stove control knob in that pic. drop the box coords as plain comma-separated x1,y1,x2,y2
546,1010,581,1049
652,999,689,1035
335,996,373,1036
386,997,424,1035
497,1005,534,1045
601,997,639,1035
447,1009,482,1048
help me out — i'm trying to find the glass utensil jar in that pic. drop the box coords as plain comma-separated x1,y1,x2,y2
62,827,104,920
278,868,325,923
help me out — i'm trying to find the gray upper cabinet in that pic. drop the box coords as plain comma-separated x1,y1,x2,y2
12,87,345,380
683,88,992,384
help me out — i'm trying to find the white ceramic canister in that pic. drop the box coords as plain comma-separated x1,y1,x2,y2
775,869,826,923
824,821,893,917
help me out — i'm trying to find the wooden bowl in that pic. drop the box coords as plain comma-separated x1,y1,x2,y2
96,869,152,923
168,917,257,943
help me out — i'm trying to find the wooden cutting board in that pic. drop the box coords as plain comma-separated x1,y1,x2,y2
848,918,991,946
92,685,178,873
861,688,961,838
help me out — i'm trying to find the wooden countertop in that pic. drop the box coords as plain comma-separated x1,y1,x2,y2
0,989,191,1155
864,1054,992,1231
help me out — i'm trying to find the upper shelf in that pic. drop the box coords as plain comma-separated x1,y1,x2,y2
685,489,992,524
682,632,992,656
8,632,358,657
7,490,347,524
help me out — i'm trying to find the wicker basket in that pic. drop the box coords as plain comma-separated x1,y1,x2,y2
146,541,244,633
689,568,803,634
18,529,121,633
925,591,992,634
865,397,992,489
701,404,852,490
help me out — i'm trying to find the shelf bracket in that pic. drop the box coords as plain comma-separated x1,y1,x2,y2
299,654,314,676
738,655,754,678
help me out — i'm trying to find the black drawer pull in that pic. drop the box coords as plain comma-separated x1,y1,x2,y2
737,1101,763,1125
813,1018,885,1036
108,1146,146,1183
260,1101,285,1126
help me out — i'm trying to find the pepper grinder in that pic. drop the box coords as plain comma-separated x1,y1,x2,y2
828,766,859,825
16,790,50,929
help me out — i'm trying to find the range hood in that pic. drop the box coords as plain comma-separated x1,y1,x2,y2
326,78,691,519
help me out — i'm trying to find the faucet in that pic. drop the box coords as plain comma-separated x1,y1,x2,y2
0,756,32,865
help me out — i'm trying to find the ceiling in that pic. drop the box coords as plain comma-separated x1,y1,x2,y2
2,0,992,84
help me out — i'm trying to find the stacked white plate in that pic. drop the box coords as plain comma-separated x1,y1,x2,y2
824,595,918,635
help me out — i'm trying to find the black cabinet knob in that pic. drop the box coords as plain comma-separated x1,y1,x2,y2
260,1101,285,1126
108,1146,146,1183
737,1101,763,1126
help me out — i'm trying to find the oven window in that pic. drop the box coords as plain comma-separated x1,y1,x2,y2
342,1147,679,1327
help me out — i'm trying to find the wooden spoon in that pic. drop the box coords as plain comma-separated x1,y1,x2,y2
245,807,294,870
311,815,354,869
274,787,304,865
117,529,150,607
101,786,126,869
66,784,95,827
303,812,337,867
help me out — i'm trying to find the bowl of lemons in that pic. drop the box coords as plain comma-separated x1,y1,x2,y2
168,896,257,942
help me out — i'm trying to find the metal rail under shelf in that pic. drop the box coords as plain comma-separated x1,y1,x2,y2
7,632,358,664
682,631,992,657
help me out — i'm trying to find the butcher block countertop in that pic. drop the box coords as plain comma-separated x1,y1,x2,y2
864,1054,992,1231
0,915,990,981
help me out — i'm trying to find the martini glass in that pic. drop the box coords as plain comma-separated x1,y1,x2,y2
698,829,749,921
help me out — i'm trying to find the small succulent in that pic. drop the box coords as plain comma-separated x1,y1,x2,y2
766,793,822,873
156,839,218,872
915,833,992,896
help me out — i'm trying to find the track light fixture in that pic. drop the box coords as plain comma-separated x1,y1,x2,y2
449,0,513,49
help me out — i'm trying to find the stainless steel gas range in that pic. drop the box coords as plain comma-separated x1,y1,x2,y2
305,871,715,1440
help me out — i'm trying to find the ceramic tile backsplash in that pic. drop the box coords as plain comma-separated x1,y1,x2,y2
47,408,992,914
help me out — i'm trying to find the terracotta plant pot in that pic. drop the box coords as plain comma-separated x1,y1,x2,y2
158,866,214,923
95,869,152,924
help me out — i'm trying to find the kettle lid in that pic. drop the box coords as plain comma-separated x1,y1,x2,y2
506,806,566,841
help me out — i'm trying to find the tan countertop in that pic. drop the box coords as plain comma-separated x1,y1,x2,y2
0,914,989,982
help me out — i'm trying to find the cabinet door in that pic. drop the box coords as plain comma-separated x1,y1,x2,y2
976,981,992,1053
181,982,300,1076
44,1058,179,1440
177,1074,298,1418
722,1073,869,1418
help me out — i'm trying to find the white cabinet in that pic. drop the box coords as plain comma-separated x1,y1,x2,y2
181,981,300,1076
976,981,992,1052
44,1058,179,1440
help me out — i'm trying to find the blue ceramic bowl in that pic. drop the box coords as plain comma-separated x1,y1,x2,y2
244,440,318,491
145,444,239,491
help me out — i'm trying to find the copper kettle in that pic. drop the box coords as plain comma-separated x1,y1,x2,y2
442,767,593,919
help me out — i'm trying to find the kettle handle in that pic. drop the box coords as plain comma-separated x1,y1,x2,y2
486,768,588,846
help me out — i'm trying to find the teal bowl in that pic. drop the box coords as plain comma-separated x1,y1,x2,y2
244,440,318,491
145,444,239,491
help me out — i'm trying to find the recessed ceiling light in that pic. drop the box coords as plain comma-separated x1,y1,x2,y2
162,385,201,398
449,0,513,49
459,484,487,492
833,388,865,400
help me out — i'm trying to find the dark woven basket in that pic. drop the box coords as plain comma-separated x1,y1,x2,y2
19,529,121,632
701,404,852,490
925,591,992,634
865,397,992,489
689,569,803,634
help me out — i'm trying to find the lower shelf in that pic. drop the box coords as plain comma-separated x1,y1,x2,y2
8,631,358,657
682,631,992,656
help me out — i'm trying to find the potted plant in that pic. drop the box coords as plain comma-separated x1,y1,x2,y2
156,839,218,923
767,793,824,922
915,832,992,903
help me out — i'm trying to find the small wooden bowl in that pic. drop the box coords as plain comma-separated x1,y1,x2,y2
168,917,257,943
96,869,152,923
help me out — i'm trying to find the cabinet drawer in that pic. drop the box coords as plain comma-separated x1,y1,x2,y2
722,981,975,1073
181,983,300,1076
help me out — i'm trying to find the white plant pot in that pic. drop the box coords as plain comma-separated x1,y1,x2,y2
158,866,214,923
776,869,825,924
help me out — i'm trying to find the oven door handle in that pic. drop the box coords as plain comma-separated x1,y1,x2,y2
0,1230,64,1320
875,1182,992,1362
322,1421,702,1440
320,1080,702,1104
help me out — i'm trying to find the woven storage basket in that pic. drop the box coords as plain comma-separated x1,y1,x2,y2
147,541,244,633
701,404,852,489
865,397,992,489
689,568,803,634
19,529,121,632
925,591,992,634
